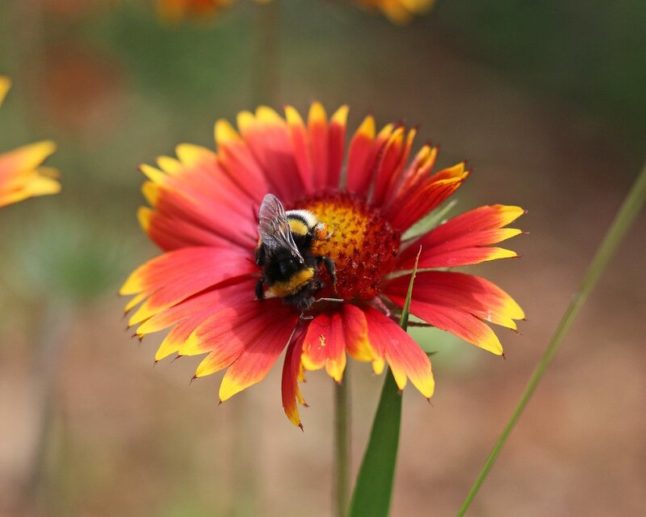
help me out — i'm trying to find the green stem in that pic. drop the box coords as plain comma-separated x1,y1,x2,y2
348,371,402,517
458,163,646,516
334,372,351,517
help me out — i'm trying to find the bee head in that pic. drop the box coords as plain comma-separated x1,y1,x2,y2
313,222,331,241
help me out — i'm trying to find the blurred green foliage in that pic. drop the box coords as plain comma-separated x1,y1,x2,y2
437,0,646,151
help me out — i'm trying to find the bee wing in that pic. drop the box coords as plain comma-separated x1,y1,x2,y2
258,194,304,262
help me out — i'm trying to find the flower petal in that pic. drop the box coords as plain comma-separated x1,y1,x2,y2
138,206,232,251
285,105,315,195
385,271,524,354
0,142,60,207
387,271,525,329
214,118,270,203
307,102,329,191
130,279,257,362
121,247,256,327
392,144,437,202
342,304,384,373
219,308,299,401
0,141,56,181
364,307,435,398
345,115,378,193
386,163,469,231
134,278,255,334
397,205,524,269
281,331,307,428
327,105,348,189
235,107,303,204
301,311,347,382
371,126,416,207
0,76,10,107
189,300,286,377
140,150,258,250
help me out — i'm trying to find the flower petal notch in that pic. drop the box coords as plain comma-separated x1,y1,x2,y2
0,76,60,208
122,102,525,427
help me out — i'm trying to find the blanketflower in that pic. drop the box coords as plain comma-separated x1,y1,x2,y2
156,0,432,24
0,77,60,208
122,103,524,427
357,0,434,24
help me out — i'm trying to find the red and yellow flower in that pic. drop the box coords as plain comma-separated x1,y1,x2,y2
122,103,524,427
0,77,60,208
156,0,432,24
357,0,434,24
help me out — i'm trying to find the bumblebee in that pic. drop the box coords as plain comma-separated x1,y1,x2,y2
255,194,336,311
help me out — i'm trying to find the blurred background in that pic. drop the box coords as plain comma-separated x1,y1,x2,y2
0,0,644,515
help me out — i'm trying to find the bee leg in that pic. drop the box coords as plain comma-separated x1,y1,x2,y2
255,278,266,300
319,256,337,291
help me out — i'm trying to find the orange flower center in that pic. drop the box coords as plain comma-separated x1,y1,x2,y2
297,193,400,301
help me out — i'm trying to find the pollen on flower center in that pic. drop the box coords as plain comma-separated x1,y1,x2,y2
297,192,400,301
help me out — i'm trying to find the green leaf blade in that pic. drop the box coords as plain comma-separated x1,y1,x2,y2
348,247,422,517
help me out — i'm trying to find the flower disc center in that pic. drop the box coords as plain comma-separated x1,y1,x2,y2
298,193,400,301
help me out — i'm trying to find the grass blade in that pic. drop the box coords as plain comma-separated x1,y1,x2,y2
458,163,646,515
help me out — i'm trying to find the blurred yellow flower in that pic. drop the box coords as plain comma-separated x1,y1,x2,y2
357,0,435,24
0,77,60,208
156,0,433,24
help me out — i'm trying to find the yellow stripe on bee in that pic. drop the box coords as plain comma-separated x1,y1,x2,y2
268,268,315,298
288,218,309,237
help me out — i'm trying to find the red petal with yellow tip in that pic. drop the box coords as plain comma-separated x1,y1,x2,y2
301,311,347,382
385,272,524,355
307,102,329,191
214,119,271,202
326,105,348,189
394,144,438,200
372,126,416,207
147,183,256,250
134,279,255,338
345,115,377,193
218,307,299,401
191,300,289,378
285,106,314,194
386,271,525,330
121,247,256,327
342,304,383,373
141,152,258,249
282,331,307,427
140,206,232,251
397,205,524,269
386,164,469,231
236,108,303,204
364,307,434,398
